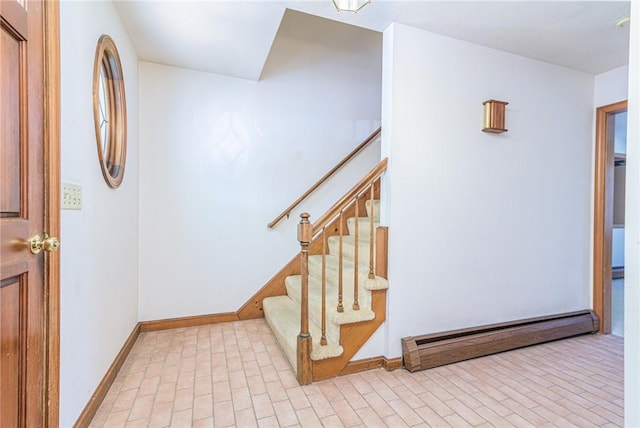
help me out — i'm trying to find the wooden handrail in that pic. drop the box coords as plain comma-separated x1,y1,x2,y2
312,157,387,236
268,127,382,228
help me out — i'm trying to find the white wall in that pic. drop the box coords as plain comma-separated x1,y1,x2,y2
138,13,382,321
382,24,594,357
60,1,139,426
594,65,629,107
624,1,640,424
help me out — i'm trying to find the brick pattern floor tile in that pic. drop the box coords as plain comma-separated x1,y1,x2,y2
89,320,623,427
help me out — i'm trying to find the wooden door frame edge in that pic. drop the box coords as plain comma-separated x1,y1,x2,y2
593,100,627,334
44,1,61,426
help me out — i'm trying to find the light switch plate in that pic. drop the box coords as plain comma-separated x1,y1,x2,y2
62,182,82,210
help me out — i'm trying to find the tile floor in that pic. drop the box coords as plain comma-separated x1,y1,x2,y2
89,319,624,427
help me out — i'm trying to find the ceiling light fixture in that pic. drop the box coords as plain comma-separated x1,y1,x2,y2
616,14,630,28
333,0,371,13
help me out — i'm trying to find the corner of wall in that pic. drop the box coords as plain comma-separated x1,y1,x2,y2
624,1,640,424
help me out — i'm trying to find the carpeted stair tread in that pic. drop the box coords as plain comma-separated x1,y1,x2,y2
284,274,378,343
263,295,344,372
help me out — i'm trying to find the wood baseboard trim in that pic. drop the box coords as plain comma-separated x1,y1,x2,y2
383,356,403,371
340,355,403,376
74,324,141,428
139,312,240,332
402,310,599,373
340,357,384,375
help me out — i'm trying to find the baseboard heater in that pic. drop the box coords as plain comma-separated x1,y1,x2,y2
401,310,599,372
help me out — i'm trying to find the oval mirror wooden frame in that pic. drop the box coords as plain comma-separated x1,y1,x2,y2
92,34,127,188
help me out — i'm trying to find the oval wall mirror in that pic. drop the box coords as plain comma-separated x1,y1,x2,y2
92,34,127,188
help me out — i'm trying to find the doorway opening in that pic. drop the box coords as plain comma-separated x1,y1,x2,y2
594,100,627,334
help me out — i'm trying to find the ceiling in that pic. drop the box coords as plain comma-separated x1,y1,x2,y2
114,1,631,81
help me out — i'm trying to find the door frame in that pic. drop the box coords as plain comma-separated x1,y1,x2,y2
593,100,627,334
43,1,61,425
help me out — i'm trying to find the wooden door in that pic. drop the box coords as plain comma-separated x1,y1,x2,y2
1,0,59,426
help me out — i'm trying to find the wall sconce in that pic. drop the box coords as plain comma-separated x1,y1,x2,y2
482,99,508,133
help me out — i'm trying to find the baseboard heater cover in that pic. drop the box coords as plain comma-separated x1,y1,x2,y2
401,310,599,372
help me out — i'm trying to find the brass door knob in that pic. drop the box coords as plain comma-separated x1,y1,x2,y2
43,233,60,252
28,233,60,254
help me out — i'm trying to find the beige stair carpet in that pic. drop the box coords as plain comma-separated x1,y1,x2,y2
264,200,388,373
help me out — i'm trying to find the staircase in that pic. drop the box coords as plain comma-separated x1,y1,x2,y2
262,158,389,384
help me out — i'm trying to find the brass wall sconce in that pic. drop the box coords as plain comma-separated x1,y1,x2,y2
482,99,508,133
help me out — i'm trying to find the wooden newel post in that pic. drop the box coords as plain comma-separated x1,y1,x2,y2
297,213,313,385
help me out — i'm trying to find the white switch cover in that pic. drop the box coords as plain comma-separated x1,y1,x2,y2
62,182,82,210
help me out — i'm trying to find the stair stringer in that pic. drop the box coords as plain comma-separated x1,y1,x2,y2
311,289,387,382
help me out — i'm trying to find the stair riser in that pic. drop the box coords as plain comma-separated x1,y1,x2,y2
285,276,373,312
326,238,377,262
284,276,373,342
365,199,380,221
308,256,373,287
346,217,380,236
263,297,299,372
263,296,344,370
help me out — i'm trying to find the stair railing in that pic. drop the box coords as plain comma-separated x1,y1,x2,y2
297,213,313,385
296,157,388,384
268,127,382,229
